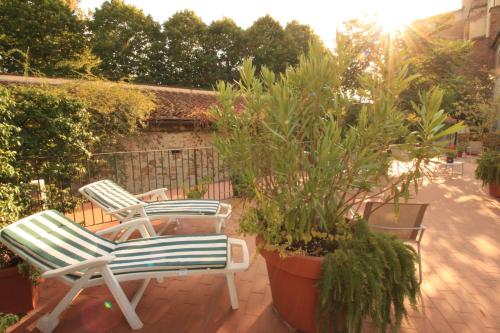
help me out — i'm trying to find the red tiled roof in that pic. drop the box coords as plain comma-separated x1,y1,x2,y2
0,75,219,124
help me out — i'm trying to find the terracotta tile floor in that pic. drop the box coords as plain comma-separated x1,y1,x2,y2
8,157,500,333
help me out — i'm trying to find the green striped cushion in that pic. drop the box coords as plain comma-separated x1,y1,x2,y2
81,180,143,213
0,210,228,279
144,200,220,217
109,234,227,274
0,210,116,272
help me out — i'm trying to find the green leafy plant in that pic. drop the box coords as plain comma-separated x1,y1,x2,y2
184,176,212,199
317,222,418,332
212,36,463,332
0,313,19,333
56,80,156,151
475,150,500,186
17,261,41,286
445,151,457,158
0,86,90,278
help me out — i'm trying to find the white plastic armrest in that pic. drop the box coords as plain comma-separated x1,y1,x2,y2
108,203,146,215
96,218,151,236
218,203,233,218
42,254,115,279
228,238,249,271
135,188,169,201
371,225,425,231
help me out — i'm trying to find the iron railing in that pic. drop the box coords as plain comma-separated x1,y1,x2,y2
26,147,233,227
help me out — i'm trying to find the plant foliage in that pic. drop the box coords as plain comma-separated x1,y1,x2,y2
317,221,419,333
0,313,19,333
475,150,500,186
57,80,156,151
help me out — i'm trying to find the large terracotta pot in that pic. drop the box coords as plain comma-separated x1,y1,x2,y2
489,183,500,198
0,266,39,314
258,238,341,333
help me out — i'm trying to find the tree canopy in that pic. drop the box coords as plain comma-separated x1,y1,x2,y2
88,0,164,82
0,0,86,76
0,0,320,88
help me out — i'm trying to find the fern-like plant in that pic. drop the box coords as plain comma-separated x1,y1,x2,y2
317,221,418,333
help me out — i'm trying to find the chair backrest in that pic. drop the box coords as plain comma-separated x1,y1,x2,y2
79,179,144,214
0,210,116,275
363,202,428,240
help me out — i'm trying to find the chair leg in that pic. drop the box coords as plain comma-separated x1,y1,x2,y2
215,218,223,234
36,270,95,333
226,272,239,309
101,267,143,330
131,278,151,309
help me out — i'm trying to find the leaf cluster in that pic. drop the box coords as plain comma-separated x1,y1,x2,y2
213,39,464,251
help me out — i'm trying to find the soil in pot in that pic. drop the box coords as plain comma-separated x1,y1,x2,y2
258,240,343,333
446,157,454,163
0,266,39,315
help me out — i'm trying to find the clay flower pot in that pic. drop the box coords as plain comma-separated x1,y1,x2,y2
489,183,500,198
0,266,39,315
257,238,343,333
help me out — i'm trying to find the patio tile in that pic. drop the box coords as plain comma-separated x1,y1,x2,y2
7,158,500,333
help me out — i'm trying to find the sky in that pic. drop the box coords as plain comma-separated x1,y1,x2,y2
80,0,462,47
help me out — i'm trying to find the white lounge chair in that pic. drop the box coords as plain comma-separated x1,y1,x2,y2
79,179,232,235
0,210,249,333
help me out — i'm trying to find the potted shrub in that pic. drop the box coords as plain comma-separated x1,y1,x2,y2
475,150,500,198
446,151,456,163
212,40,463,333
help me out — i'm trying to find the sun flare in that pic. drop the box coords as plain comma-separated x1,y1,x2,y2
370,0,428,34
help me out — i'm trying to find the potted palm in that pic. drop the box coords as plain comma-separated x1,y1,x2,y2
475,150,500,198
212,39,463,333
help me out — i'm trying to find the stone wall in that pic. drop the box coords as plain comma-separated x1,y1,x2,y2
122,130,213,151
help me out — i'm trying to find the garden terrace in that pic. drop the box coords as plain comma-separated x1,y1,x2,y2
6,157,500,333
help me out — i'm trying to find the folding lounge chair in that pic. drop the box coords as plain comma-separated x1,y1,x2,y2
79,179,232,235
363,202,428,284
0,210,249,333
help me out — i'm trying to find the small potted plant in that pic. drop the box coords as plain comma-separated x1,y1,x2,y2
446,151,456,163
475,150,500,198
212,40,463,332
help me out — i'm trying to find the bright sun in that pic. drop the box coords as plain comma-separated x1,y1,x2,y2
372,1,424,34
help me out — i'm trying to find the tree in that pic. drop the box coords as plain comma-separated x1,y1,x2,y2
283,21,319,67
338,19,495,129
88,0,165,83
163,10,209,87
0,0,86,77
245,15,286,73
204,18,245,84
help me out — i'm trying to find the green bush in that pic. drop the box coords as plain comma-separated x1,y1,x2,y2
57,80,156,151
0,313,19,333
475,150,500,186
